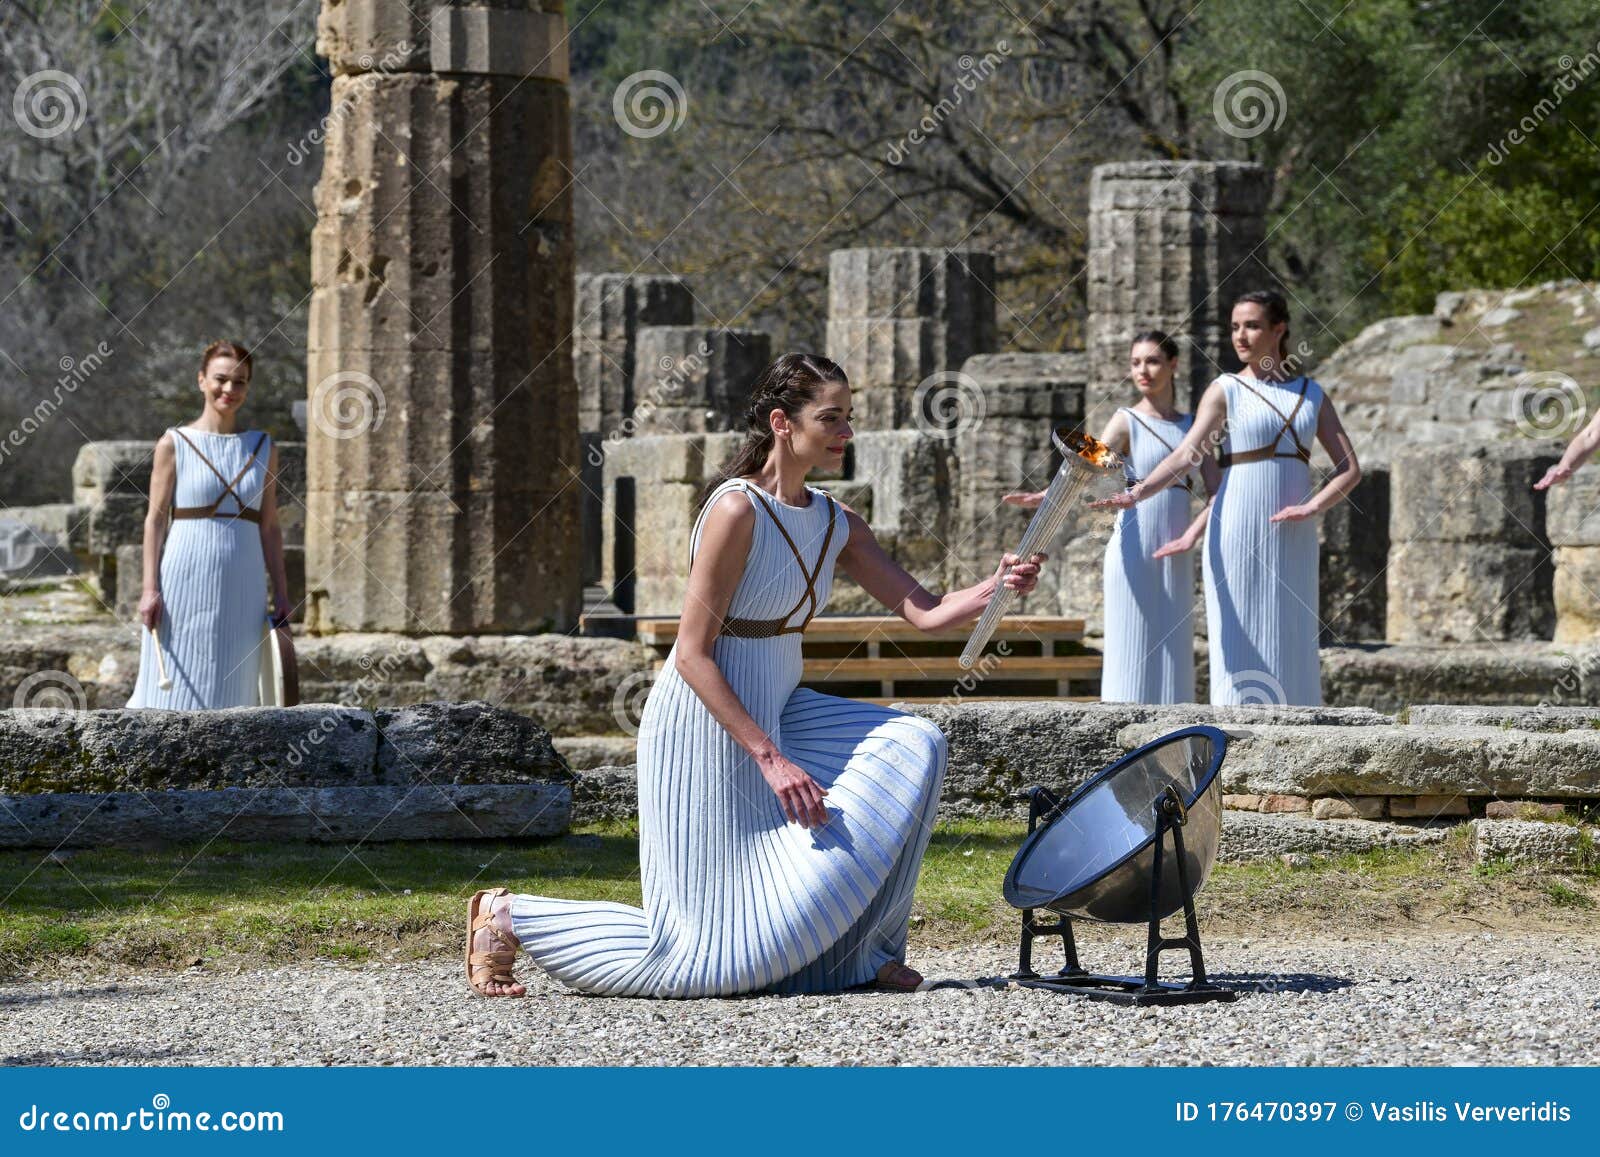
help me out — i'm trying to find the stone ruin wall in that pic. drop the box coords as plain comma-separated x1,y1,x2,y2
5,161,1599,654
579,161,1600,654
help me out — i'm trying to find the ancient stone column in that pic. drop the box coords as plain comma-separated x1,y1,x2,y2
1087,161,1272,420
1387,442,1559,642
826,248,997,430
575,274,695,436
305,0,579,634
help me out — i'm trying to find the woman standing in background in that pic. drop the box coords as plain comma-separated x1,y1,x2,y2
1093,292,1361,707
127,340,291,709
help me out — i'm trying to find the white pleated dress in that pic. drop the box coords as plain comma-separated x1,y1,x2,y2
1101,409,1197,703
509,477,950,998
126,427,271,710
1203,375,1323,706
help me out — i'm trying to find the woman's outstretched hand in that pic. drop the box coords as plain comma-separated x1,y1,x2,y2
756,750,829,829
1535,463,1575,490
1152,530,1200,559
138,590,163,630
1000,489,1047,510
1088,489,1139,511
996,550,1047,595
1269,503,1317,523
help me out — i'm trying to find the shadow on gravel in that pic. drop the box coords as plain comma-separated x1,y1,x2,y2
0,983,142,1008
910,972,1358,996
1203,972,1357,995
2,1043,194,1066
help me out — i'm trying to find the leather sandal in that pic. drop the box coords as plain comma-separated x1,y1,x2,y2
466,887,525,998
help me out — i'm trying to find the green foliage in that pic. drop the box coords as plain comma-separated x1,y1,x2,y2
1177,0,1600,339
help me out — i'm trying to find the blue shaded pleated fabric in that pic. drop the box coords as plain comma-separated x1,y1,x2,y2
1203,375,1324,706
1101,408,1197,704
125,427,271,709
510,478,949,997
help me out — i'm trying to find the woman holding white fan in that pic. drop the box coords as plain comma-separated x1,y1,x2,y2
126,340,292,709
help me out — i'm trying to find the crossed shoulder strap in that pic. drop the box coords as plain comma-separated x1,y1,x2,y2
741,485,839,631
171,428,270,515
1219,375,1312,468
688,479,840,637
1123,408,1199,496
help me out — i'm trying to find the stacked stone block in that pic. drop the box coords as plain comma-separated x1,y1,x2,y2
628,327,772,435
1086,161,1272,419
1545,466,1600,642
574,274,694,435
1387,442,1560,642
1319,463,1389,643
306,0,579,635
826,248,997,430
948,352,1090,616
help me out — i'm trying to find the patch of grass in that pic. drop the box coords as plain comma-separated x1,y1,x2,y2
1544,882,1591,908
0,824,645,979
4,818,1599,979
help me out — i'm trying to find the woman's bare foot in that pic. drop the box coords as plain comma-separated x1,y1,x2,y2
874,960,923,991
466,888,526,998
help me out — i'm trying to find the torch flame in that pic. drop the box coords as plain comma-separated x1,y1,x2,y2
1061,428,1118,468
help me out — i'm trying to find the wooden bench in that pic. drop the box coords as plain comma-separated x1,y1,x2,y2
626,614,1101,701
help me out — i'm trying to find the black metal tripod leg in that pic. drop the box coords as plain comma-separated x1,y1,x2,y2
1170,819,1209,985
1143,805,1167,991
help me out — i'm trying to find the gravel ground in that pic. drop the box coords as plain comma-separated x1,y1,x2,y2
3,929,1598,1067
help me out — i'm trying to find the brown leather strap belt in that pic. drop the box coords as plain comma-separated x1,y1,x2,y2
719,614,802,639
171,505,262,523
1218,444,1311,469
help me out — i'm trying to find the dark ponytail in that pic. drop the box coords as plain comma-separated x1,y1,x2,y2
694,353,848,512
1233,288,1291,369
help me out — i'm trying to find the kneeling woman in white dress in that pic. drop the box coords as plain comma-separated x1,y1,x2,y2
465,353,1047,998
1094,291,1361,706
127,340,292,709
1005,331,1216,703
